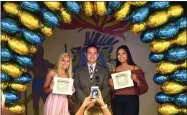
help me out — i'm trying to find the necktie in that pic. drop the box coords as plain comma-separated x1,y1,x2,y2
90,65,93,80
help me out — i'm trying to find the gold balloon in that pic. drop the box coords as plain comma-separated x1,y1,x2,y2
44,2,62,11
1,82,9,90
60,8,73,24
158,103,187,115
29,45,38,54
9,83,27,92
8,38,30,55
150,31,186,53
7,104,25,114
131,23,146,34
1,32,10,43
94,2,107,16
147,11,169,27
41,25,53,37
1,63,25,78
18,11,42,30
82,2,94,16
167,5,184,18
128,1,147,6
161,81,187,95
3,2,20,16
157,60,186,74
115,2,131,21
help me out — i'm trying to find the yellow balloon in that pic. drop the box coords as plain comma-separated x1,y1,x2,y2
29,45,38,54
161,81,187,94
157,60,186,74
7,104,25,114
94,2,107,16
173,31,186,45
150,31,186,53
44,2,62,11
59,8,73,24
9,83,27,92
3,2,20,16
1,82,9,90
128,1,147,6
115,2,131,21
82,2,94,16
41,25,54,37
19,11,42,30
1,63,25,78
167,5,184,18
147,11,169,27
8,38,30,55
158,103,187,115
1,32,10,43
131,23,146,34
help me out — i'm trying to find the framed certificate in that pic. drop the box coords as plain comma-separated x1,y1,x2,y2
111,70,134,90
52,77,74,95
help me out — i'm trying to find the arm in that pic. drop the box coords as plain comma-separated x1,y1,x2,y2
132,67,148,95
100,70,111,99
75,96,93,115
74,69,87,102
43,70,55,94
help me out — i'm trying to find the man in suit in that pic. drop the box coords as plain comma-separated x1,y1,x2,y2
73,44,111,113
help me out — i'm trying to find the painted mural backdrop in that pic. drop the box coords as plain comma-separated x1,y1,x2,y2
1,1,187,115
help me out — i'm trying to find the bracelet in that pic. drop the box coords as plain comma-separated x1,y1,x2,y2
101,104,108,109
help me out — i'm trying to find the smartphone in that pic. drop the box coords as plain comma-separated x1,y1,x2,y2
91,86,99,100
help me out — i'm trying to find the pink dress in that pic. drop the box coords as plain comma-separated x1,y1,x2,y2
44,75,70,115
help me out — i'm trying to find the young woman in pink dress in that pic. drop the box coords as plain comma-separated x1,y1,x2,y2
43,53,75,115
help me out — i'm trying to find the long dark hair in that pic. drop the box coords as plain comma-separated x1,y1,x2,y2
116,45,136,67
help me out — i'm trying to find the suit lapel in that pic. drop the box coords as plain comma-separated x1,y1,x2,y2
92,64,99,85
83,64,92,87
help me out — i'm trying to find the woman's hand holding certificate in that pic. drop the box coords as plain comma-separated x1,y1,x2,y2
52,77,74,95
111,70,134,90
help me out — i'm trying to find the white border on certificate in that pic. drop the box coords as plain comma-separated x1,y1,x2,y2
111,70,134,90
52,77,74,95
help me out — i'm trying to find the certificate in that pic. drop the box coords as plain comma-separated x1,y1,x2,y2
52,77,74,95
111,70,134,90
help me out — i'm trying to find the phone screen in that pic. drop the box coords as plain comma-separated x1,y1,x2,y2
91,86,99,100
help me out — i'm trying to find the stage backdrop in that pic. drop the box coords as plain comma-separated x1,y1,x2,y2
23,27,160,115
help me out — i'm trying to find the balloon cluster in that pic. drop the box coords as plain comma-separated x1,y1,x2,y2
1,1,186,114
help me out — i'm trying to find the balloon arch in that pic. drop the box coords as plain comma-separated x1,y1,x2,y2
1,1,187,115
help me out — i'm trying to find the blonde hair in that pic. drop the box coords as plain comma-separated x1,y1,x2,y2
84,106,103,115
54,53,72,78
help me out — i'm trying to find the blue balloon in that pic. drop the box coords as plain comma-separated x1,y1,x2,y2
174,94,187,107
108,1,121,9
107,2,121,15
155,92,173,103
66,2,81,15
42,9,60,27
1,47,14,61
13,73,32,84
156,24,179,39
127,7,149,23
21,28,44,45
140,31,155,43
175,17,187,30
153,73,169,85
1,72,11,82
15,55,33,67
4,91,21,104
149,52,164,63
1,18,20,34
148,2,170,10
21,2,41,13
167,48,187,62
171,70,187,83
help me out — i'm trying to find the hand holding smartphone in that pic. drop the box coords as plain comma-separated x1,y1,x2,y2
91,86,99,101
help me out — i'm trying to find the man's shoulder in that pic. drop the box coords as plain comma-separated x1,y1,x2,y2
74,64,87,71
97,63,108,71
